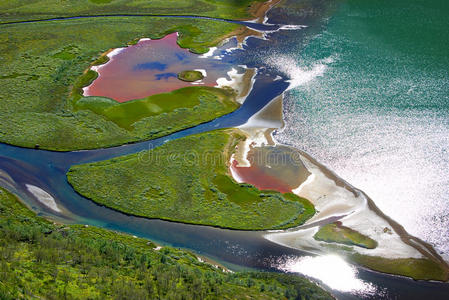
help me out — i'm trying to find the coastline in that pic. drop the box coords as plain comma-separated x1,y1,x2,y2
1,0,448,297
297,149,449,277
225,76,449,281
258,105,449,281
249,0,283,23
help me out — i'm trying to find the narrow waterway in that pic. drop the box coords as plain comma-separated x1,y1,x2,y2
1,1,448,299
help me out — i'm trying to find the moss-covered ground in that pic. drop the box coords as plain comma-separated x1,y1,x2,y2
67,130,315,230
351,254,449,282
314,222,378,249
0,17,244,150
0,0,266,23
0,187,333,299
313,223,449,281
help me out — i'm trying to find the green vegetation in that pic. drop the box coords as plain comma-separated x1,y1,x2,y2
314,223,449,280
0,187,333,299
72,70,99,101
67,130,315,230
314,222,378,249
178,70,205,82
0,0,266,23
75,86,238,131
0,17,244,150
351,254,449,281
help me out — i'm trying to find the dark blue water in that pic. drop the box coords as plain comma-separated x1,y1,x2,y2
1,1,449,299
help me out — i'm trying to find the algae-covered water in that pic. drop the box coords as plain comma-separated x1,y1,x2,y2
275,0,449,258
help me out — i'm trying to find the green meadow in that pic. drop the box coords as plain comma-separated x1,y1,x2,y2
314,222,378,249
351,254,449,282
0,0,266,23
0,187,333,299
0,17,242,150
75,86,238,136
67,130,315,230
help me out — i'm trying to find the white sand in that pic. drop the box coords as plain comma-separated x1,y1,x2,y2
26,184,61,213
216,67,256,104
265,154,423,259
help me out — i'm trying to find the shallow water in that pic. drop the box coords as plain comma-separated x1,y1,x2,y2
1,0,449,298
231,145,310,193
274,0,449,260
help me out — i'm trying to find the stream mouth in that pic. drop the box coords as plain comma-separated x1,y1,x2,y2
1,1,449,299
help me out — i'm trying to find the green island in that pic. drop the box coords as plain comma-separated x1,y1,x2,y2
313,223,448,281
178,70,205,82
351,254,448,282
0,187,333,299
67,130,315,230
0,0,269,151
314,222,378,249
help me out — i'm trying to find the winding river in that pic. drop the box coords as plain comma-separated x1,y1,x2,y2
1,0,448,299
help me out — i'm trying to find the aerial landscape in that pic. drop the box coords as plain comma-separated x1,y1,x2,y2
0,0,448,299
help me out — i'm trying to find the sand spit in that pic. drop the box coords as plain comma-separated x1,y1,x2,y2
268,153,423,259
295,151,449,269
263,146,449,277
232,94,284,167
216,67,256,104
228,90,449,278
25,184,61,213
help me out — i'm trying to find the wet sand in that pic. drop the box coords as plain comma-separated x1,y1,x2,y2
297,149,449,274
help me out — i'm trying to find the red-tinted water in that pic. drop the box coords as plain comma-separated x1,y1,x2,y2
84,33,231,102
230,145,311,193
231,159,293,193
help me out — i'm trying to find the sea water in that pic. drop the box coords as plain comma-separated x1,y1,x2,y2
273,0,449,258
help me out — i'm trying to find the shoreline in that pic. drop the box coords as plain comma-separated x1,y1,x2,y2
223,70,449,280
297,149,449,273
258,98,449,280
249,0,282,23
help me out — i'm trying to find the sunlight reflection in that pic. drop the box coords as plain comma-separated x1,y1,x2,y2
278,255,377,294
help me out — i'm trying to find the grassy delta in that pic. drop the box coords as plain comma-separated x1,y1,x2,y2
314,222,378,249
178,70,205,82
351,254,449,282
0,17,243,151
314,223,449,281
67,130,315,230
75,86,238,134
0,187,333,299
0,0,267,23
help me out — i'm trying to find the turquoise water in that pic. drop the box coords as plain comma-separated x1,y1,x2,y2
275,0,449,257
1,2,449,297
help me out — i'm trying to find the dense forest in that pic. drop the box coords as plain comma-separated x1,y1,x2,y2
0,187,332,299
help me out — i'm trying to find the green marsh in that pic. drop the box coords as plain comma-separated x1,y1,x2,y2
67,130,315,230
